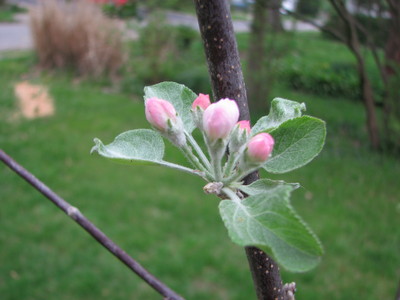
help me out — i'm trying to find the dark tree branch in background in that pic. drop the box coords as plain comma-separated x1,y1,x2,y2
286,0,382,149
193,1,288,299
285,3,384,82
353,21,387,85
0,149,184,300
287,0,381,149
247,0,269,112
328,0,380,149
282,8,346,42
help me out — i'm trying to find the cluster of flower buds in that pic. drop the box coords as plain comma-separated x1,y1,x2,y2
144,94,275,185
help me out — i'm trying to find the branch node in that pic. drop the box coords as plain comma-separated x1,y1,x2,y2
203,182,224,195
283,282,296,300
67,206,81,220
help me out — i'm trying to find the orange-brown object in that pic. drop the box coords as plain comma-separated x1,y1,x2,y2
14,82,54,119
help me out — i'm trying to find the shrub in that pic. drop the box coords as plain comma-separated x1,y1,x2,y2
29,0,124,77
122,15,208,94
130,14,178,84
280,60,362,100
173,65,211,95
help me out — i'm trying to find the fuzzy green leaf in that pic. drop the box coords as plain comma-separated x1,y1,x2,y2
239,179,300,196
91,129,202,176
91,129,164,165
144,81,197,133
252,98,306,135
264,116,326,174
219,186,322,272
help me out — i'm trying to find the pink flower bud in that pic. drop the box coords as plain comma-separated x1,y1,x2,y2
237,120,251,134
192,93,211,111
145,97,177,132
229,120,251,153
203,98,239,141
246,133,274,162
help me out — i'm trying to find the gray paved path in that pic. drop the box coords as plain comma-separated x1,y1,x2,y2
0,14,32,51
0,23,31,51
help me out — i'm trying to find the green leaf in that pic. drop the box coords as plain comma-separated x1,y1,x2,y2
91,129,164,165
264,116,326,174
252,98,306,135
239,179,300,196
91,129,203,176
219,186,322,272
144,81,197,133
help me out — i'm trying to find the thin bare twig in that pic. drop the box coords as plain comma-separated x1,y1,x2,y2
0,149,184,300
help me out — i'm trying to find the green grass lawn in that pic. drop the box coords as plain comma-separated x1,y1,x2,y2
0,46,399,300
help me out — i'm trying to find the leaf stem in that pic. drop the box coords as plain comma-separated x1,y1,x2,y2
211,154,222,181
222,187,242,204
223,153,237,177
223,166,258,186
180,145,213,180
203,133,225,182
223,148,244,178
158,161,207,179
185,131,212,170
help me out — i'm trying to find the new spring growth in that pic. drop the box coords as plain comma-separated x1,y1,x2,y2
202,98,240,181
223,120,251,178
229,120,251,154
247,133,274,162
203,98,239,142
191,93,211,131
145,97,186,147
92,82,326,273
240,133,275,171
145,94,274,185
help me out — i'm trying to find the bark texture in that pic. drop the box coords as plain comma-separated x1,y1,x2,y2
194,1,287,299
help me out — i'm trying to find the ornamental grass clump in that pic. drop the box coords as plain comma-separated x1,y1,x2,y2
92,81,326,273
29,0,124,77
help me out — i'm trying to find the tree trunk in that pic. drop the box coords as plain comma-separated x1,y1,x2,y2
329,0,381,150
396,279,400,300
383,0,400,151
384,0,400,80
247,0,269,112
355,51,381,150
268,0,284,32
193,1,288,299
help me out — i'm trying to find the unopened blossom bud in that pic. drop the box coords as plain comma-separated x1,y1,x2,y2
145,97,177,131
191,94,211,130
246,133,274,163
229,120,251,154
203,98,239,141
237,120,251,134
192,93,211,111
145,97,186,147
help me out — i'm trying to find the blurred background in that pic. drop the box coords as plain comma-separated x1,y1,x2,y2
0,0,399,299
